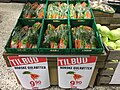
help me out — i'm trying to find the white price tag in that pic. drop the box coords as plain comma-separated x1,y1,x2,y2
58,56,97,89
8,56,50,89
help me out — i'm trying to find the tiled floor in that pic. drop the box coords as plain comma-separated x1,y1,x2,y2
0,2,120,90
0,3,24,90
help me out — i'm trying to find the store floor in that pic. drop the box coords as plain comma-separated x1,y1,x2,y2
0,2,120,90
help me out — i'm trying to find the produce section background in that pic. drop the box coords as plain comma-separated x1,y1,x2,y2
0,2,120,90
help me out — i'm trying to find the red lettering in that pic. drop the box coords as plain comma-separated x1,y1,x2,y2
30,81,35,87
76,81,82,84
59,60,63,66
58,56,96,66
82,57,88,63
71,58,76,65
70,80,82,88
8,56,47,66
35,81,41,85
70,81,75,86
10,57,39,66
30,80,41,87
66,59,70,65
22,58,28,64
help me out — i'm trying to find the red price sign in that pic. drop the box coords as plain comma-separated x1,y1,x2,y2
58,56,97,89
8,56,50,89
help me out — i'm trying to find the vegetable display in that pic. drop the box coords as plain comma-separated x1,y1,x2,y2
10,22,42,48
71,25,96,49
70,2,91,19
91,1,115,13
42,24,68,48
5,1,104,54
97,24,120,50
47,2,68,19
22,2,45,18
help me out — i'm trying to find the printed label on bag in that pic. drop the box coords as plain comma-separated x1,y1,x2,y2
8,56,50,89
57,56,97,89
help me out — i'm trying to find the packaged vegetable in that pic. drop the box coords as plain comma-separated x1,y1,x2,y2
47,2,68,19
22,2,45,18
43,24,68,49
72,25,96,49
70,2,91,19
10,22,42,49
91,1,115,13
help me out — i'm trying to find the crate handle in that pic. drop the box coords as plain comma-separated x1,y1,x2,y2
28,20,35,22
77,20,85,22
53,20,60,22
11,31,15,36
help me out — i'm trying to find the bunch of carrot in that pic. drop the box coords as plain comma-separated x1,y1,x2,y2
47,2,68,19
70,2,91,19
23,2,45,18
10,22,42,49
72,25,96,49
43,24,68,49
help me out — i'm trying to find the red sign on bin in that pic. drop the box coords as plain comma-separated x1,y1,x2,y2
8,56,47,66
58,56,96,66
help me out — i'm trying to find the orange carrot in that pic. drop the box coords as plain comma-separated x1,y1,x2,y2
64,15,68,18
52,14,57,18
41,11,44,16
77,15,81,19
27,42,33,48
58,2,61,7
10,40,12,48
47,15,50,18
81,2,87,7
77,40,81,48
26,42,30,48
32,2,38,9
86,44,92,48
18,41,22,48
56,15,58,18
75,40,78,48
75,40,81,48
61,15,64,19
38,11,44,18
60,38,63,43
50,42,54,48
74,13,76,18
84,26,92,31
40,23,42,27
51,25,55,29
28,44,33,48
59,38,65,48
38,14,42,18
26,13,31,18
86,11,91,18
